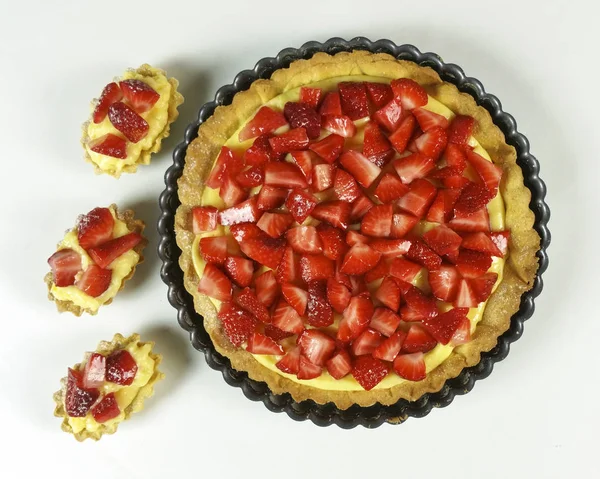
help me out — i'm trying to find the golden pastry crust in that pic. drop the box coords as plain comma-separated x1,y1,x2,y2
45,204,147,316
81,64,184,178
174,51,541,409
53,333,164,441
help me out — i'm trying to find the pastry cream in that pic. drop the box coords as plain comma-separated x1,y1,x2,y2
50,206,140,313
192,76,506,390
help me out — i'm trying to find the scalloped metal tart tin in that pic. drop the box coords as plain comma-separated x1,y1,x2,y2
158,37,550,428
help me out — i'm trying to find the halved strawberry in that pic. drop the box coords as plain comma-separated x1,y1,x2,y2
429,166,463,180
77,207,114,250
257,185,288,211
246,332,284,355
337,295,374,343
370,307,402,337
322,115,356,138
218,301,258,347
281,283,308,316
454,278,478,308
311,163,335,191
414,126,447,160
393,352,426,381
82,353,106,389
350,194,375,222
455,250,493,278
334,169,360,202
48,249,82,287
289,150,314,183
374,276,402,311
444,143,468,172
224,256,254,287
352,356,388,391
75,265,112,297
373,98,404,132
388,114,416,153
366,82,393,108
276,247,300,284
300,87,323,108
373,330,406,362
338,82,370,120
403,284,438,319
230,223,262,244
428,264,461,302
470,272,498,302
451,317,471,345
317,223,347,260
88,231,143,268
108,102,149,143
219,174,247,207
257,212,293,238
449,207,490,232
339,150,381,188
393,152,435,184
240,235,285,270
264,162,308,188
286,225,322,254
105,350,138,386
88,133,127,159
272,299,304,334
363,122,394,167
93,82,123,123
307,281,334,327
346,230,369,246
319,91,342,116
489,231,510,256
426,189,461,224
311,200,351,230
447,115,475,146
351,328,383,356
443,175,470,190
423,224,462,256
454,182,493,215
422,307,468,345
389,257,422,283
373,173,409,203
198,236,228,265
254,270,279,307
235,165,264,188
244,134,277,166
284,102,321,139
413,107,449,131
276,346,301,374
406,240,442,271
298,329,336,366
466,150,503,196
192,206,218,233
239,106,287,142
269,128,310,155
265,324,293,342
326,349,353,379
396,179,438,218
402,325,437,353
400,305,426,322
119,79,160,113
198,264,232,301
206,146,244,189
361,204,393,237
327,278,351,313
309,134,345,164
235,287,270,323
219,197,260,226
365,259,390,283
297,356,323,379
391,78,428,110
461,232,503,256
391,213,419,238
300,254,335,283
340,243,382,275
90,393,120,424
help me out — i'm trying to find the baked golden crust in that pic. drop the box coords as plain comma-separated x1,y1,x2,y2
174,51,541,409
45,204,147,316
53,333,164,441
81,64,184,178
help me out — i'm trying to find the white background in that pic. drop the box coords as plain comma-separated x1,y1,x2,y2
1,0,598,477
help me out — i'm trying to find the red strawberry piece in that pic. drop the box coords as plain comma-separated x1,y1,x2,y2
309,134,345,164
198,236,228,265
327,277,351,313
334,169,360,202
219,197,260,226
350,194,375,222
77,207,114,250
107,102,149,143
352,356,388,390
426,189,461,224
119,79,160,113
235,287,270,323
244,134,277,166
272,299,304,334
297,356,323,379
281,283,308,316
349,276,369,296
396,178,438,218
366,82,394,108
351,328,383,356
449,207,490,232
423,224,463,256
82,353,106,389
373,98,404,132
375,276,402,311
219,174,247,207
276,347,301,374
218,301,258,346
224,256,254,287
265,324,293,342
406,238,443,271
393,152,436,184
414,126,448,160
318,91,342,116
75,265,112,297
198,264,232,301
413,107,449,131
88,133,127,159
339,150,381,188
337,295,374,343
311,163,335,191
285,188,317,224
364,258,390,283
428,264,461,302
289,150,314,183
370,307,402,337
391,213,419,238
444,143,468,172
257,212,293,238
400,305,426,322
373,330,406,362
451,317,471,345
454,278,479,308
286,225,322,254
466,150,503,196
447,115,475,146
206,146,244,189
235,166,264,188
91,392,121,423
299,87,323,108
454,182,493,215
65,368,99,417
257,185,288,211
470,272,498,302
230,223,262,243
373,173,409,203
455,250,493,278
422,307,468,344
106,350,138,385
276,247,300,284
393,352,426,381
389,257,422,283
317,223,347,260
361,204,393,237
192,206,218,233
443,174,471,191
346,230,369,246
370,239,412,257
403,284,438,319
489,231,510,256
311,200,351,230
363,122,394,167
402,325,437,353
461,232,503,256
322,115,356,138
93,82,123,123
48,249,82,287
254,270,279,307
284,102,322,139
269,128,310,155
340,243,381,275
300,254,335,283
264,161,308,188
239,106,287,142
428,166,463,180
246,332,284,355
298,329,336,366
338,82,370,120
88,232,143,269
391,78,428,110
389,114,416,153
326,349,353,379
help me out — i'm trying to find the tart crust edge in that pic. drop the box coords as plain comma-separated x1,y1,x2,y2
174,51,541,409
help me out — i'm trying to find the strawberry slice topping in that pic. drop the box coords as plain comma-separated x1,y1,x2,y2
82,353,106,389
373,173,409,203
93,82,123,123
91,393,121,423
422,307,469,345
289,150,314,182
361,204,393,237
413,108,449,131
299,87,323,108
276,347,301,374
298,329,336,366
269,128,310,155
322,115,357,138
470,273,498,303
192,206,218,233
338,82,370,120
281,283,308,316
391,78,428,110
239,106,287,142
257,212,294,238
312,200,351,230
366,82,393,108
219,174,247,207
244,135,278,166
285,188,317,224
337,295,374,343
276,247,300,284
219,197,261,226
235,166,264,188
466,150,503,196
108,102,149,143
449,207,491,232
369,307,402,337
317,224,347,260
246,333,284,355
351,328,383,356
426,189,461,223
414,126,448,160
339,150,381,188
403,283,438,319
287,225,323,254
389,257,422,283
284,102,322,139
352,356,388,391
309,134,345,163
393,152,435,184
300,255,335,283
389,114,416,153
455,250,493,278
327,278,351,313
257,185,288,211
334,169,360,202
119,79,160,113
326,349,353,379
373,330,406,362
265,325,294,342
461,232,503,256
489,231,510,256
350,194,375,222
454,278,479,308
88,133,127,159
340,243,381,275
373,98,404,132
65,368,99,418
393,352,426,381
272,299,304,334
422,225,462,257
219,301,258,347
206,147,244,189
264,161,308,189
48,249,82,287
198,264,232,301
297,356,323,379
105,350,138,385
224,256,254,287
391,213,419,238
454,182,493,215
319,91,342,116
88,232,142,269
76,265,112,297
235,287,270,323
428,264,461,302
374,276,402,311
447,115,475,146
363,122,394,167
254,270,279,307
396,179,438,217
77,207,114,250
402,325,437,353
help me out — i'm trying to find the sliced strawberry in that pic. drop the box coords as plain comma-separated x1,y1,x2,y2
373,98,404,132
333,169,360,202
299,87,323,109
309,134,345,164
75,265,111,297
239,106,287,142
317,223,347,260
77,207,114,250
282,189,315,225
48,249,82,287
449,207,490,232
339,150,381,188
403,284,438,319
455,250,493,278
257,185,288,211
327,278,351,313
451,317,471,345
300,254,335,283
235,165,264,188
423,224,463,256
454,278,478,308
322,115,356,138
198,236,228,265
269,128,310,155
235,287,270,323
470,272,498,302
400,305,426,322
219,174,247,207
466,150,503,196
349,276,368,296
276,247,300,284
192,206,218,233
286,225,322,254
361,204,393,237
93,82,123,123
90,392,120,423
218,301,258,347
350,194,375,222
461,232,503,256
297,356,323,379
352,356,388,391
413,107,449,131
319,91,342,116
338,82,369,120
422,307,468,344
326,349,353,379
346,230,369,246
444,143,468,172
489,231,510,256
254,270,279,307
311,200,351,230
272,299,304,334
340,243,381,275
389,257,422,283
402,325,437,353
447,115,475,146
244,134,277,166
393,352,426,381
373,330,406,362
289,150,314,183
351,328,383,356
206,146,244,189
391,213,419,238
454,182,493,215
426,189,461,223
88,133,127,159
224,256,254,287
230,223,262,244
428,264,461,302
414,126,447,160
311,163,335,191
105,350,138,385
406,240,442,271
108,102,149,143
366,82,393,108
240,235,285,270
391,78,428,110
82,353,106,389
276,346,301,374
428,166,463,180
198,264,232,301
396,178,437,218
365,258,390,283
388,114,416,153
306,281,333,327
119,79,160,113
246,332,284,355
373,173,409,203
298,329,336,366
370,307,402,337
337,295,374,343
264,162,308,189
219,197,260,226
284,102,321,139
363,122,394,167
281,283,308,316
256,212,293,238
265,324,294,342
393,152,436,184
443,175,470,190
374,276,402,311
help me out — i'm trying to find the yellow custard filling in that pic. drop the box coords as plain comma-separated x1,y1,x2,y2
192,76,506,391
50,206,140,313
67,342,155,434
85,69,173,175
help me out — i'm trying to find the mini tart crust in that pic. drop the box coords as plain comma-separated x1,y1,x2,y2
175,51,541,410
44,204,148,316
53,333,164,442
81,64,184,178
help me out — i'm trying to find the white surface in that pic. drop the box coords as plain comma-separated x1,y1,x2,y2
1,0,598,477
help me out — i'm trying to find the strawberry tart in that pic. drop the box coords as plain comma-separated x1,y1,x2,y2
174,51,540,409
